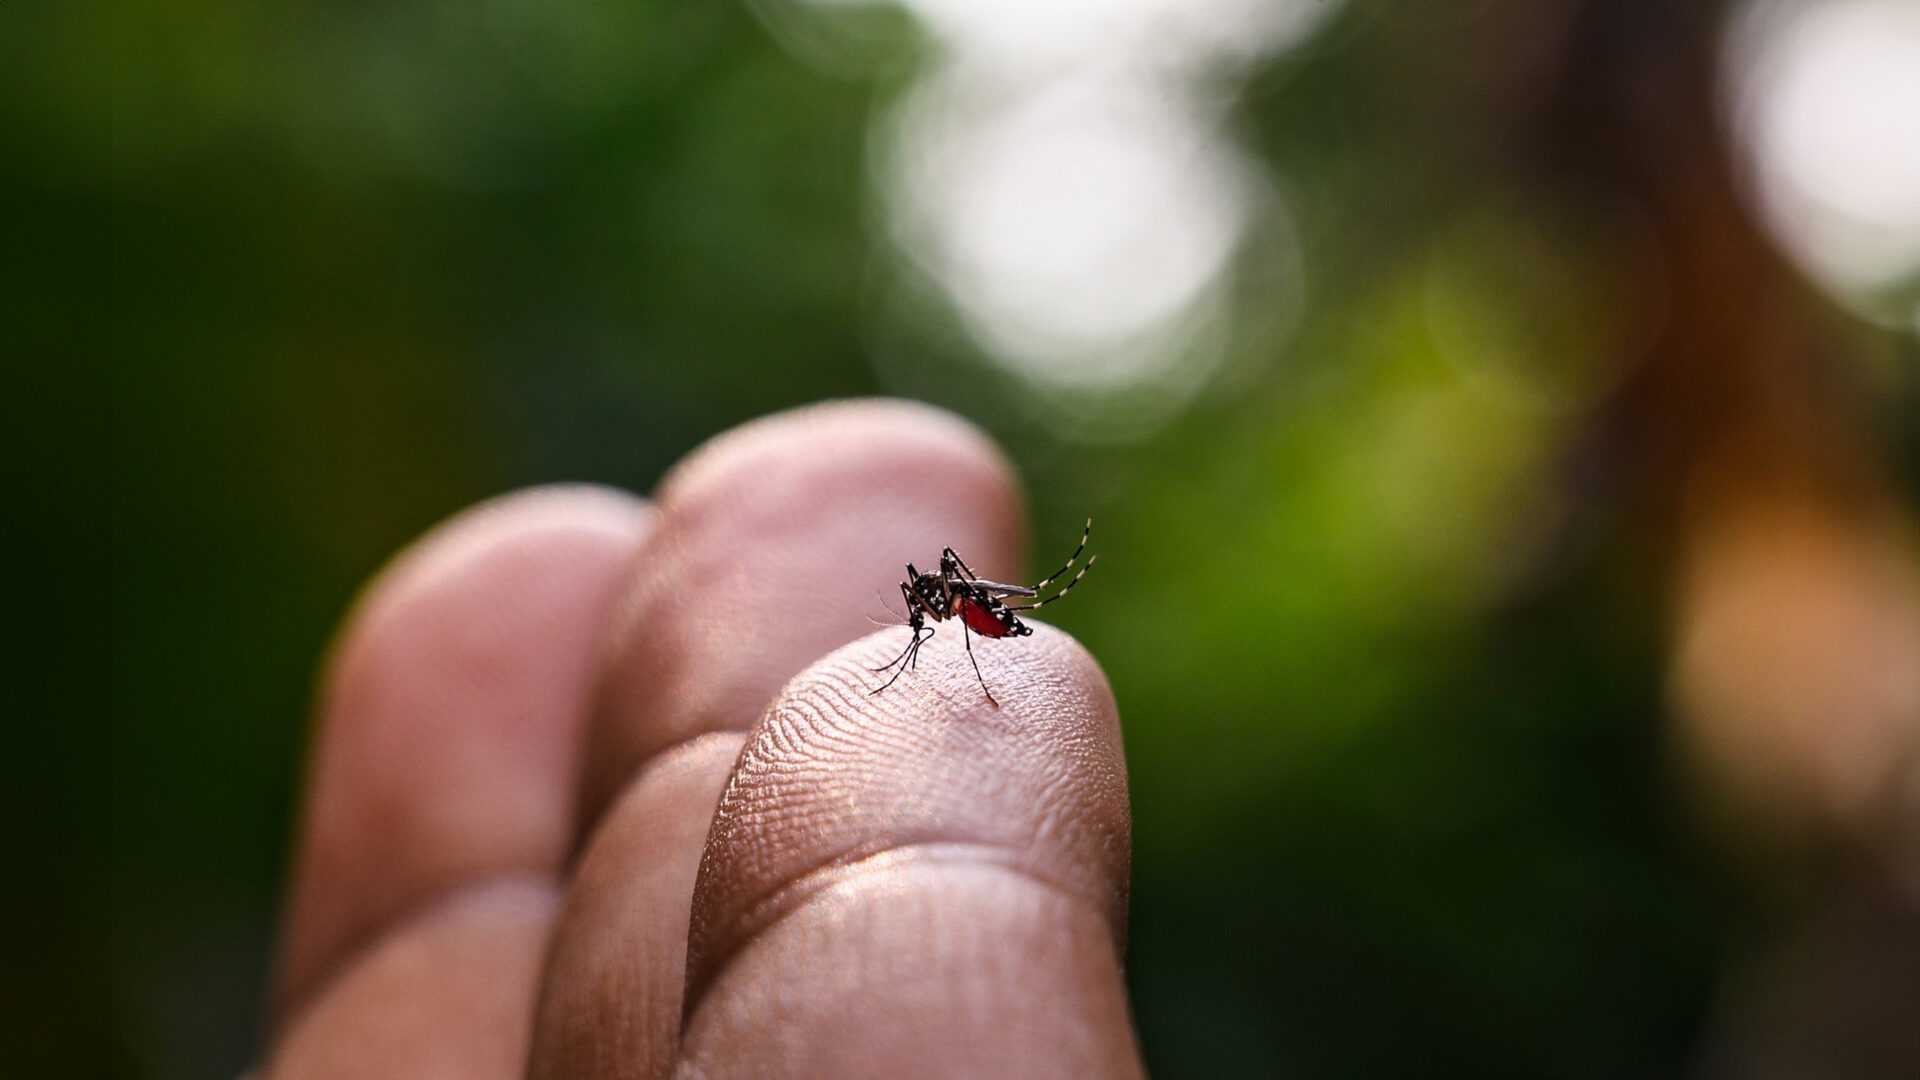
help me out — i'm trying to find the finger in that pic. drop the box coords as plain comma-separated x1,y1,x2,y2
678,624,1141,1079
527,733,743,1080
275,485,654,1025
531,401,1024,1080
575,398,1026,829
268,880,557,1080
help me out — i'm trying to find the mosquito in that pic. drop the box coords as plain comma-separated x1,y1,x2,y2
872,519,1096,706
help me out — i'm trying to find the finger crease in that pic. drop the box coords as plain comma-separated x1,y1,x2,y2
683,839,1111,1023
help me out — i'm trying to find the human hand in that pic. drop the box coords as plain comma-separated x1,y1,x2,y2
263,400,1141,1078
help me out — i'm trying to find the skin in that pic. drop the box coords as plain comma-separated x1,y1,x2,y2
265,399,1143,1079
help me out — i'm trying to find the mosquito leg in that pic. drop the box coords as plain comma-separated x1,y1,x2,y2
873,589,930,674
1027,518,1092,594
871,624,927,674
943,547,980,581
871,653,911,695
1015,553,1096,611
871,626,933,694
961,617,998,708
874,582,934,673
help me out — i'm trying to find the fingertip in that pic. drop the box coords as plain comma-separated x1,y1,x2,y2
320,485,656,704
673,624,1137,1076
685,621,1130,1013
653,399,1020,521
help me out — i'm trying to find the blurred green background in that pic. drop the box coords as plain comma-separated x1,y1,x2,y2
19,0,1920,1075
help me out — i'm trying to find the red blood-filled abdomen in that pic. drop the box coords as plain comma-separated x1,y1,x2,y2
960,598,1012,638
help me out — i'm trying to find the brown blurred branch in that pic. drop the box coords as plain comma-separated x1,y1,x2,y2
1526,2,1920,1073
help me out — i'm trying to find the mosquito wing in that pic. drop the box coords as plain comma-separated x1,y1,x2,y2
968,579,1038,598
